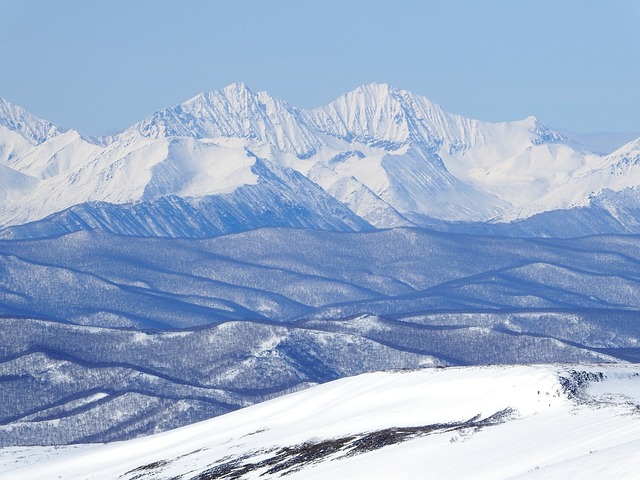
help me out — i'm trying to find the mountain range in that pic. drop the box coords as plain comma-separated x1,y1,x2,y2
1,83,640,239
2,84,640,454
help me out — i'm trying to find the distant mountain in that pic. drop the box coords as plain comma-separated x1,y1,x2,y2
0,98,66,204
128,83,322,158
555,128,640,155
2,84,640,238
5,85,640,461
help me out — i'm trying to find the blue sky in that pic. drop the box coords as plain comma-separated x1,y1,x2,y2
1,0,638,136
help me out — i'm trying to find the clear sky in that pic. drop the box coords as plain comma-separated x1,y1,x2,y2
1,0,638,136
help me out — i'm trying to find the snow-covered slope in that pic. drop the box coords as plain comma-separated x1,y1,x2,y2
3,308,635,446
0,158,369,240
1,84,640,236
0,317,438,446
4,364,640,479
0,98,66,203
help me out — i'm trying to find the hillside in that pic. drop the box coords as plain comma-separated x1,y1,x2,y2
3,364,640,479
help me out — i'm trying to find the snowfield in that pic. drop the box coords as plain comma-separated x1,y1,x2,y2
3,364,639,479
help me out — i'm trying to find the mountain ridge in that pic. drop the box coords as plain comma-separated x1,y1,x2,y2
1,84,640,237
0,97,63,146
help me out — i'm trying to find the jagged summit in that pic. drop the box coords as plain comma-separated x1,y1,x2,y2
518,115,565,144
128,82,322,158
0,97,62,145
305,83,449,149
305,83,564,154
126,82,566,157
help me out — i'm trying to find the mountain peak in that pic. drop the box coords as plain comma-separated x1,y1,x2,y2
344,83,443,109
222,81,254,95
181,82,259,113
304,84,411,149
0,97,62,145
305,84,453,149
520,116,563,144
349,82,396,98
129,83,321,157
332,83,417,108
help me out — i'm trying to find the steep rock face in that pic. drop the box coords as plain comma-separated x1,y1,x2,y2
304,85,608,221
303,83,512,221
304,84,563,154
305,83,415,149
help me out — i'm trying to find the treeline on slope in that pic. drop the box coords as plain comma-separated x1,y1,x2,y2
2,228,640,328
2,308,637,446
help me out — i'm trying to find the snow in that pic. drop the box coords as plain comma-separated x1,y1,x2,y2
3,364,640,479
0,98,62,145
2,83,640,231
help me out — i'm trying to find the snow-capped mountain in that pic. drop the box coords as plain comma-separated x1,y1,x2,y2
5,85,640,477
1,84,640,237
0,98,61,149
4,364,640,479
0,99,66,205
128,82,322,158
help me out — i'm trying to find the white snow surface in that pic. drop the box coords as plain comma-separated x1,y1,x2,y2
1,85,640,227
3,364,640,479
